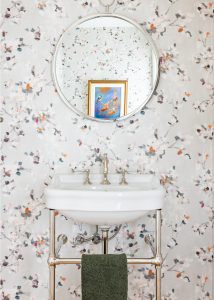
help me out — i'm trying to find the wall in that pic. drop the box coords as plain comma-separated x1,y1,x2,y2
1,0,213,299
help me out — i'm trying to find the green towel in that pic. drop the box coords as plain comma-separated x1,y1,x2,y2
81,254,128,300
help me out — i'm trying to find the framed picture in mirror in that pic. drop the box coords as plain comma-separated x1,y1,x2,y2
88,80,128,120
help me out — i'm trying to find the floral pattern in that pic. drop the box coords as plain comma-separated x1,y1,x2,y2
0,0,213,299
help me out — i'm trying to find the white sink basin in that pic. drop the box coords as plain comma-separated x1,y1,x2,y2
45,173,164,225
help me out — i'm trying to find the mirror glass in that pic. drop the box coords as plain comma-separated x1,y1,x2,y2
53,15,159,122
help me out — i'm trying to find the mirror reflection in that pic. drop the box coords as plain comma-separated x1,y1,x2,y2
53,15,159,121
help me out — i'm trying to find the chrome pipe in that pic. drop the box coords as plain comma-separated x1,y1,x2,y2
156,210,162,256
49,210,55,300
156,266,161,300
49,265,55,300
72,224,122,246
155,209,162,300
101,227,109,254
128,257,161,265
50,256,161,266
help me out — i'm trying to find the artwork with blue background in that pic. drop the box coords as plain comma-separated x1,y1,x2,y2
94,86,122,119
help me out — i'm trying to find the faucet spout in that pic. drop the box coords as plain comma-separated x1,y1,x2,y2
101,153,111,185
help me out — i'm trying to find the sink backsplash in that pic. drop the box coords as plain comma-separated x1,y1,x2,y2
1,0,213,299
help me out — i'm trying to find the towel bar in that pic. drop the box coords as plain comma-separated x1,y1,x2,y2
48,256,162,266
48,209,162,300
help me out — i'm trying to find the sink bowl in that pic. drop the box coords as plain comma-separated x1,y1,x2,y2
45,173,164,225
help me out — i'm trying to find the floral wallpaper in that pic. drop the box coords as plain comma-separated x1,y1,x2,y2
0,0,213,300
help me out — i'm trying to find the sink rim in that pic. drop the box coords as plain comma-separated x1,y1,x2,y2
45,173,165,225
46,188,164,211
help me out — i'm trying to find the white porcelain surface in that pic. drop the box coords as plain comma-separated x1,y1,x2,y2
45,173,164,225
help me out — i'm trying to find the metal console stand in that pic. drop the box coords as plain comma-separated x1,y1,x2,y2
48,209,162,300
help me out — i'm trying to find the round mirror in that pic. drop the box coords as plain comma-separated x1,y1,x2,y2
53,14,159,122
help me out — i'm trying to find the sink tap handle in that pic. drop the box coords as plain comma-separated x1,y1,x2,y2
84,169,92,185
119,169,128,185
56,234,68,257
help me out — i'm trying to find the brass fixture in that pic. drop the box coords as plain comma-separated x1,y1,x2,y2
48,209,163,300
101,153,111,185
119,170,128,185
83,169,92,185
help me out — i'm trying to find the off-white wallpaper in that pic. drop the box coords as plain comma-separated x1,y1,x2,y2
0,0,213,299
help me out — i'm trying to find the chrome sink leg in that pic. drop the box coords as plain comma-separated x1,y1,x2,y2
156,266,161,300
101,227,110,254
49,210,56,300
155,209,162,300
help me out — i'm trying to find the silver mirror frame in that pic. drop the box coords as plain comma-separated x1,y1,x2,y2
52,13,160,123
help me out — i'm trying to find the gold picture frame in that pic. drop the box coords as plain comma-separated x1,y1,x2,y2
88,80,128,120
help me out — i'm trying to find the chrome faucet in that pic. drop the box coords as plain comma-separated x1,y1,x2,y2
101,153,110,185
